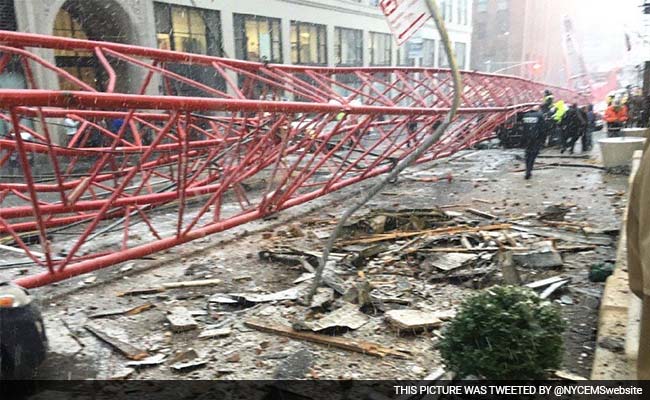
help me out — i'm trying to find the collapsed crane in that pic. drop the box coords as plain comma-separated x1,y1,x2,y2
0,31,583,289
562,15,594,99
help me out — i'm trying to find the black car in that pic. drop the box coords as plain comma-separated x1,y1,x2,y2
0,282,47,379
496,112,527,148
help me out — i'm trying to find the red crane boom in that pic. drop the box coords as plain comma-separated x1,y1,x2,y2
0,31,583,288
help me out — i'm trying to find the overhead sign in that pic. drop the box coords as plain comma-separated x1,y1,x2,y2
379,0,431,46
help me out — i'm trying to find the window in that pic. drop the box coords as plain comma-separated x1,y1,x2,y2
446,0,454,23
53,8,98,90
154,3,222,56
397,47,415,66
476,0,488,12
291,21,327,65
334,27,363,66
0,0,17,31
370,32,392,66
439,42,466,69
234,14,282,63
438,41,449,68
455,42,467,69
154,3,225,96
422,39,435,67
440,0,448,22
459,0,469,25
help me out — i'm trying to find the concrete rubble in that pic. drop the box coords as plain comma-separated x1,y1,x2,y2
384,310,445,332
167,307,198,332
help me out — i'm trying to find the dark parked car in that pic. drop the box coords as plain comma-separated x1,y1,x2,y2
0,282,47,379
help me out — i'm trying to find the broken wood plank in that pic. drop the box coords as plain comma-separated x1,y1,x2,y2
117,278,222,296
84,324,148,360
89,303,155,319
525,276,569,289
416,245,594,254
512,225,613,246
125,354,166,367
541,220,590,229
539,279,570,299
555,244,598,253
0,243,46,259
460,235,473,250
439,204,471,209
339,224,511,245
244,318,410,358
472,198,495,205
553,370,588,381
428,266,497,282
162,278,222,289
465,208,497,220
545,162,605,170
415,247,523,253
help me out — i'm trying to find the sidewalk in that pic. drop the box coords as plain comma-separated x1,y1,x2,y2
591,150,643,379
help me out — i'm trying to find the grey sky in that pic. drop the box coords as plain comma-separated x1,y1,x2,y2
572,0,646,71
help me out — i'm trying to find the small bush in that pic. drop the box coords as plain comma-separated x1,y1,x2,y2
439,285,565,380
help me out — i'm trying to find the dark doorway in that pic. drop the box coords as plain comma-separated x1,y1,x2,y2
52,0,133,92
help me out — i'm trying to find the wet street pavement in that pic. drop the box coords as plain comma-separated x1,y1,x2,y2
17,134,630,380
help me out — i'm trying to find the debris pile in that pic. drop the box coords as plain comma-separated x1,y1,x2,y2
262,206,614,293
63,204,615,379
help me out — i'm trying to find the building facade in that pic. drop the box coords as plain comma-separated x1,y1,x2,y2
2,0,473,94
470,0,578,87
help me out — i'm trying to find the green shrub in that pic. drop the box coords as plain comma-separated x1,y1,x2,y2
439,285,565,379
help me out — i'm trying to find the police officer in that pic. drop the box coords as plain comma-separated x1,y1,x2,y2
522,106,547,180
542,90,554,109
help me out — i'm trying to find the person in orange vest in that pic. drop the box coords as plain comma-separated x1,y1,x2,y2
604,99,628,137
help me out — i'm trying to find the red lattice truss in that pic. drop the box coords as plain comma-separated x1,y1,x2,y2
0,31,583,288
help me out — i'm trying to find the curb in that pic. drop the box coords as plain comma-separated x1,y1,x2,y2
590,150,643,379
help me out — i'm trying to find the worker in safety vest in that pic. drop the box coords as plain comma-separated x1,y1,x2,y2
552,99,567,123
604,99,628,137
627,142,650,379
550,99,567,147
